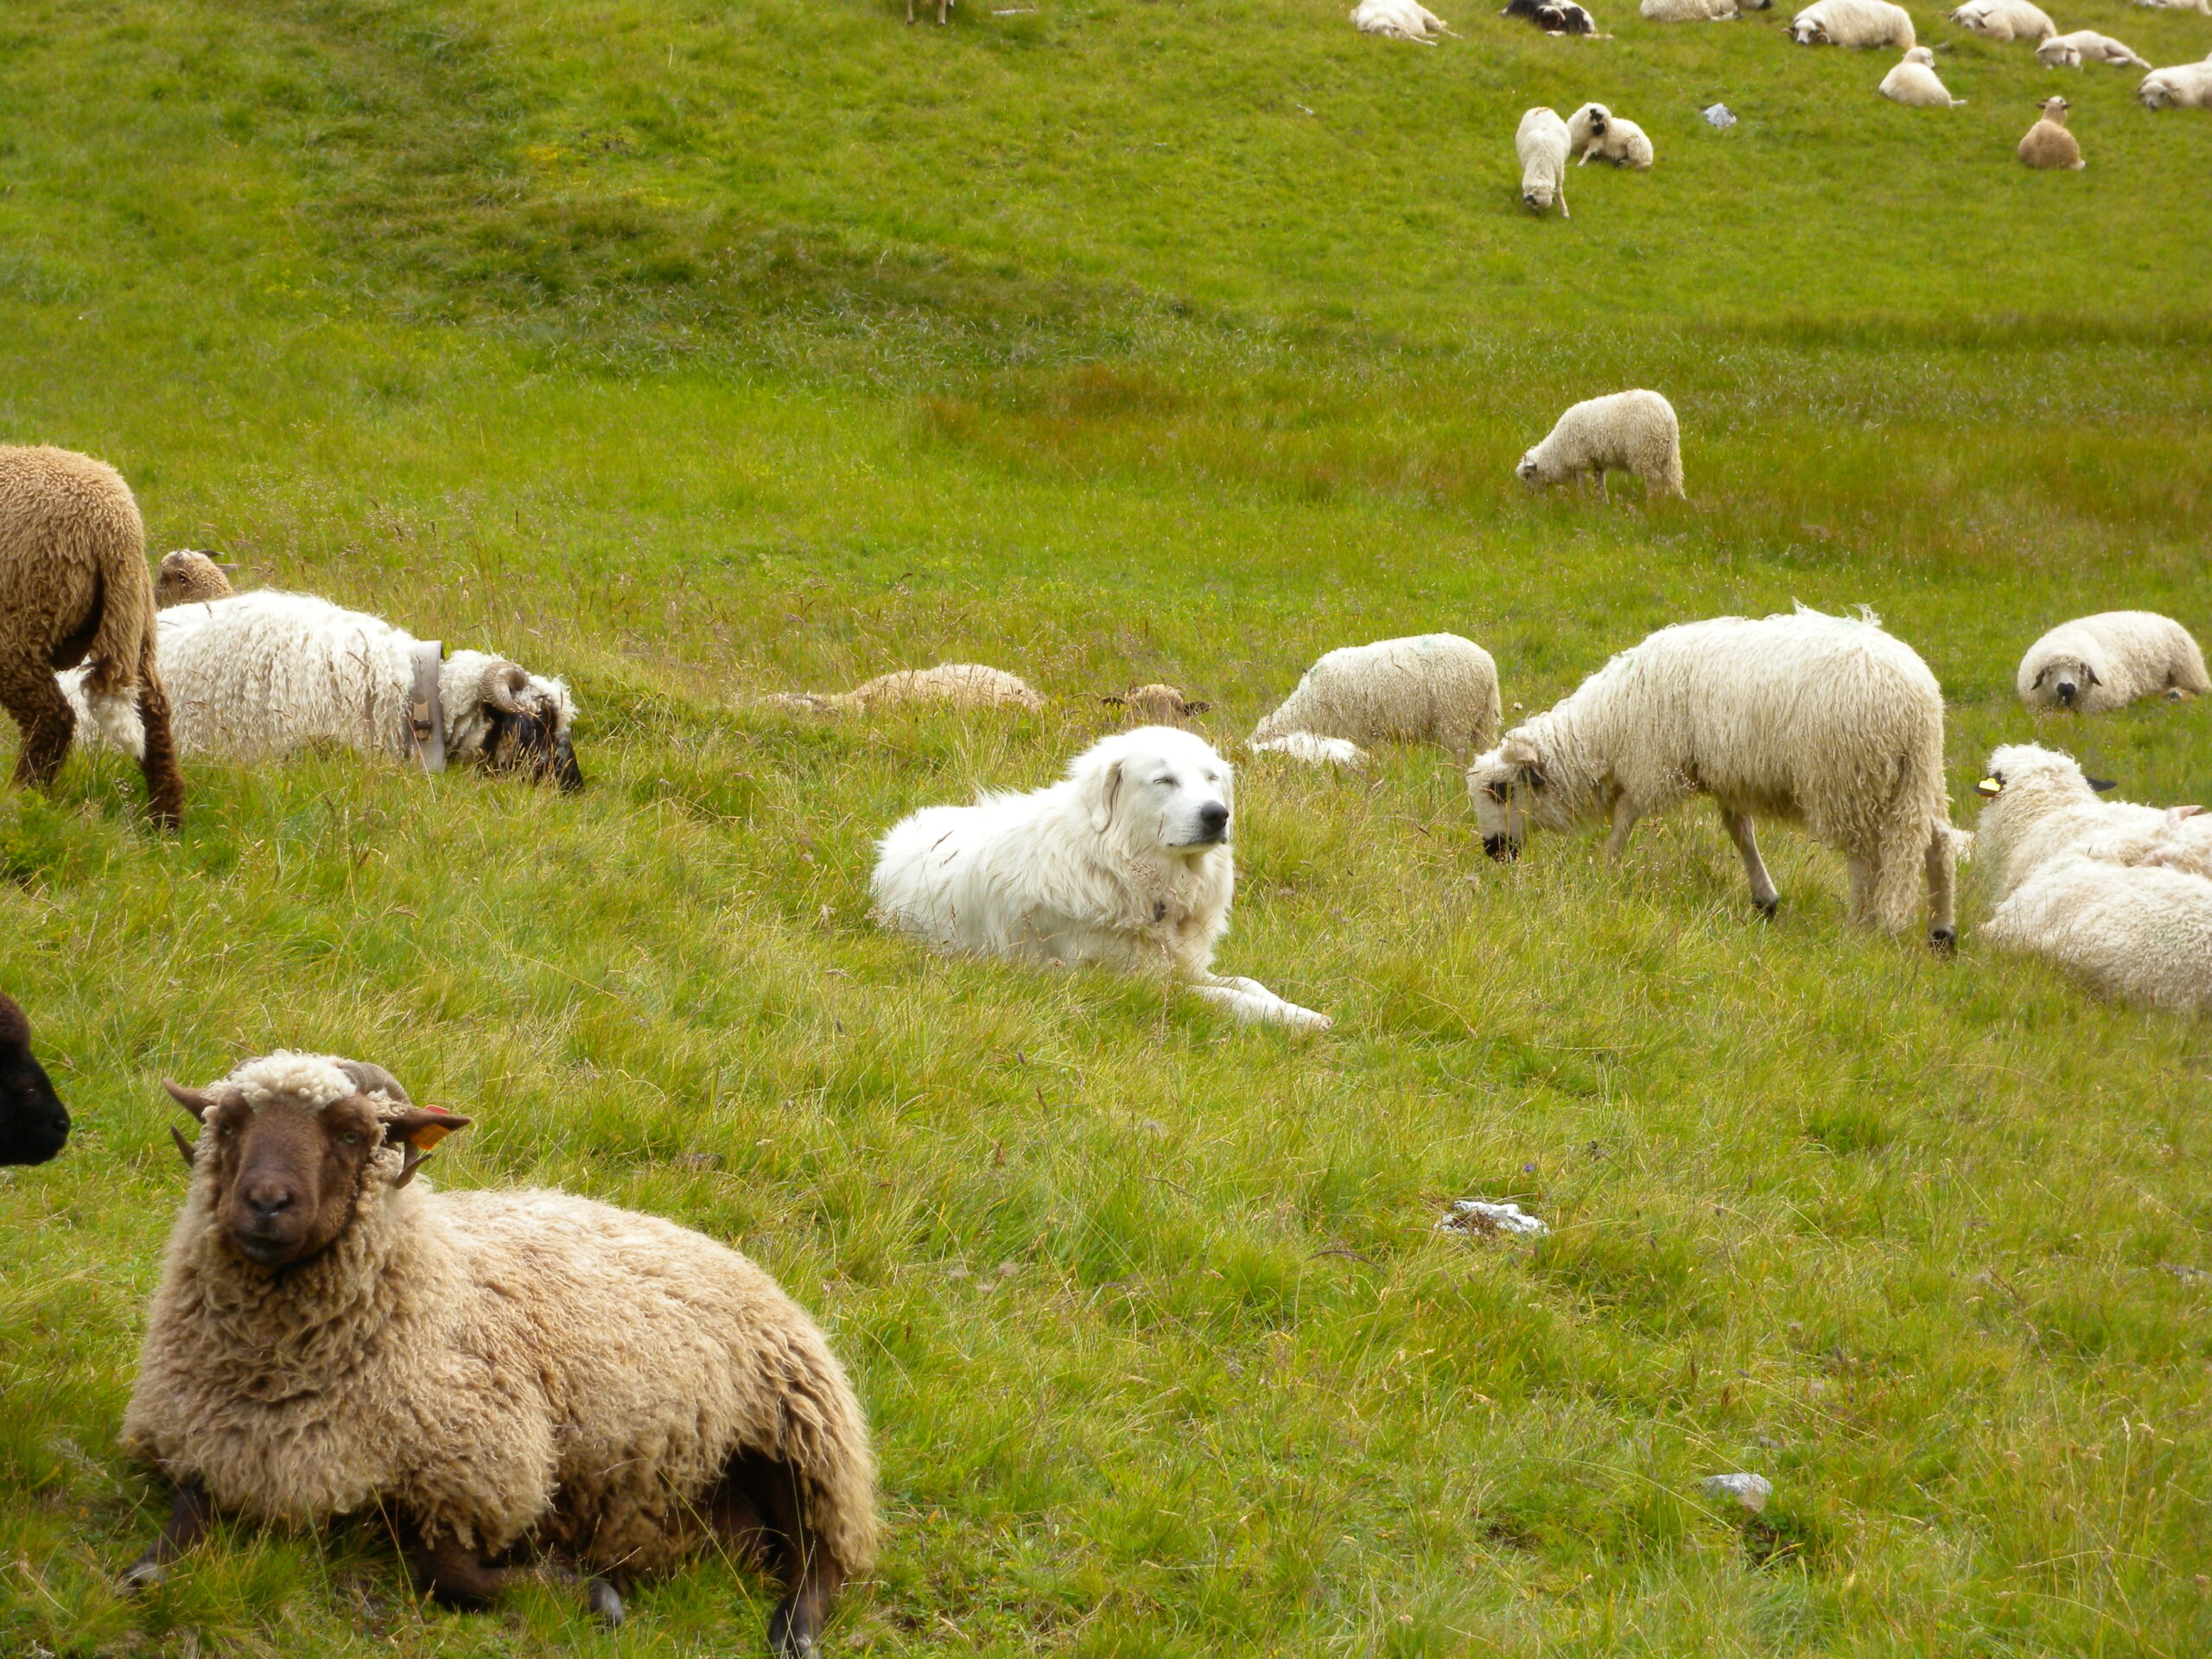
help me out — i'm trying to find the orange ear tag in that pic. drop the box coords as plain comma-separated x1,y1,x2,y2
408,1122,454,1153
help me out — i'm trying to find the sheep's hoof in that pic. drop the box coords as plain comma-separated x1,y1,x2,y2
1754,897,1779,919
1929,927,1956,955
120,1559,166,1593
586,1578,625,1626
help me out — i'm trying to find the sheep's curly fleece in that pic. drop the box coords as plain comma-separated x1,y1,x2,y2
1982,855,2212,1010
1791,0,1915,46
1517,391,1683,499
1250,634,1499,762
1974,743,2212,893
2016,612,2209,713
123,1052,876,1582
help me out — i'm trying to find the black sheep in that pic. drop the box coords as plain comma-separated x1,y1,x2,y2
0,993,70,1166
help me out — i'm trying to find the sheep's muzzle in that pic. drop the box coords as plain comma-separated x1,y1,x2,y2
1484,833,1522,861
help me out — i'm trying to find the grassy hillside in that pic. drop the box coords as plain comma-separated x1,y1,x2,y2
4,0,2212,1654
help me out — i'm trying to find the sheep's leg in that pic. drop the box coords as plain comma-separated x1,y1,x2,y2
1720,807,1779,917
1605,796,1641,862
1844,856,1874,926
1925,821,1957,952
122,1478,212,1589
404,1530,510,1610
134,674,184,830
713,1452,842,1658
0,658,76,791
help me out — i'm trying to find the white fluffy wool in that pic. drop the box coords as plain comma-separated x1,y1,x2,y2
1249,634,1500,762
1790,0,1915,47
1467,607,1955,936
1516,108,1572,216
1640,0,1757,20
2139,56,2212,108
2016,611,2210,713
1949,0,2056,41
764,663,1043,715
2036,30,2150,67
1249,733,1370,768
1516,390,1684,499
1971,743,2211,897
1351,0,1452,39
1880,48,1967,105
1983,855,2212,1011
1567,105,1656,168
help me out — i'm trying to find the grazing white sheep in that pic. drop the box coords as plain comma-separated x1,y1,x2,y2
1567,104,1656,167
1981,855,2212,1011
2139,56,2212,107
1971,743,2212,894
1249,634,1501,763
1466,607,1958,942
2016,612,2209,713
1881,47,1968,104
2037,30,2150,67
1642,0,1769,20
2019,95,2086,166
1352,0,1453,40
764,663,1043,715
60,590,582,789
871,727,1330,1029
1790,0,1916,46
1516,107,1572,218
1249,733,1370,767
1516,390,1684,500
125,1053,878,1654
1949,0,2056,41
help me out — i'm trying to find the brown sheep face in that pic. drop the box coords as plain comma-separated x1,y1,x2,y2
168,1083,467,1269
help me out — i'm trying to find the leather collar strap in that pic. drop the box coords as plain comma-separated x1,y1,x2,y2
406,639,447,773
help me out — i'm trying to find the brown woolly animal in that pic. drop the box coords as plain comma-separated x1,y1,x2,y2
123,1052,877,1656
1102,683,1211,725
154,550,236,608
0,446,182,826
2018,96,2085,168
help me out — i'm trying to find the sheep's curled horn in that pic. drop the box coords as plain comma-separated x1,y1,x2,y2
483,661,534,712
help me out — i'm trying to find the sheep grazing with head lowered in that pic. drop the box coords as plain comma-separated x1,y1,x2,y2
1567,104,1656,168
2139,55,2212,107
2017,611,2209,713
1790,0,1916,46
2019,96,2085,166
1249,634,1500,763
123,1052,876,1656
765,662,1043,716
1882,47,1967,105
1971,742,2212,892
0,994,70,1166
1516,390,1684,500
1643,0,1770,21
1516,108,1573,216
1950,0,2056,41
60,590,582,790
1467,607,1958,943
0,445,183,828
2037,30,2150,67
154,550,237,608
1352,0,1454,41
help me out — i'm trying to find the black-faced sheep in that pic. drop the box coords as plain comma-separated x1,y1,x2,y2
154,550,236,608
2017,612,2209,711
1503,0,1599,31
0,993,70,1166
1970,742,2212,893
764,663,1044,716
61,590,582,790
123,1052,876,1656
1567,104,1656,168
1249,634,1501,763
0,445,184,828
1467,607,1958,943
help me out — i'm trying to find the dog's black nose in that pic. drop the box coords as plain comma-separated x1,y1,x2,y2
1198,803,1230,838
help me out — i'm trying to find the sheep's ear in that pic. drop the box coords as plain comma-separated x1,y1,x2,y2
2088,777,2119,793
162,1078,214,1122
383,1107,471,1189
169,1125,198,1168
1099,696,1126,709
1499,737,1542,768
2082,665,2101,686
1184,700,1213,715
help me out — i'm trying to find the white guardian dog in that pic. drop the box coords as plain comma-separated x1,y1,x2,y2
870,727,1330,1030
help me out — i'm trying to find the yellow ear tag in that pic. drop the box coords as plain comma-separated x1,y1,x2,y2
1976,778,2003,798
407,1122,454,1153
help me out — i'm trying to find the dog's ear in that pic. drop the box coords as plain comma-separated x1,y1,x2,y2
1086,757,1126,833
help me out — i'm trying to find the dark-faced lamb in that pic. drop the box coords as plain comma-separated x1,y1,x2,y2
2017,611,2209,712
0,445,184,828
0,993,70,1166
122,1052,876,1656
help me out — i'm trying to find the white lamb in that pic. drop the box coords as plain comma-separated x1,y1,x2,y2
1249,634,1501,764
2139,56,2212,107
1516,107,1572,218
1982,855,2212,1012
1516,390,1684,499
1567,104,1656,168
1973,743,2212,895
1790,0,1916,47
1249,734,1369,768
1642,0,1769,20
1948,0,2056,41
1352,0,1453,39
1881,47,1967,104
2016,611,2210,713
1466,607,1958,943
60,590,581,787
2037,30,2150,67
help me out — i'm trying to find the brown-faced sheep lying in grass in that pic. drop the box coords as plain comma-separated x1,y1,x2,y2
0,445,183,827
123,1052,877,1656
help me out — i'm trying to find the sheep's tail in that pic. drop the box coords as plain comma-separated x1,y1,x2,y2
80,493,154,701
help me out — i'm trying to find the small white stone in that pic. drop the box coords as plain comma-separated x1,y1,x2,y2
1700,1471,1772,1513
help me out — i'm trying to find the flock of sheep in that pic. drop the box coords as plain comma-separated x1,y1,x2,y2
1,363,2204,1639
1471,0,2212,207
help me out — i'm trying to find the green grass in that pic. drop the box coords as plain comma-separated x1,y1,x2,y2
4,0,2212,1653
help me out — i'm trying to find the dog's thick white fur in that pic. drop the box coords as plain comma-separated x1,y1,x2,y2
870,727,1329,1030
